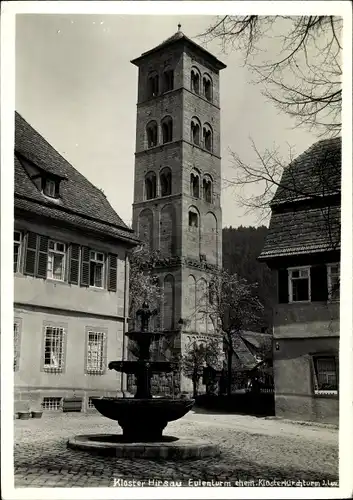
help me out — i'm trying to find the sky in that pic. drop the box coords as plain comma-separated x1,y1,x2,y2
15,13,320,228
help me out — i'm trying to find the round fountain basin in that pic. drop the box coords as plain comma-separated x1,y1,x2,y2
91,397,195,442
67,434,220,459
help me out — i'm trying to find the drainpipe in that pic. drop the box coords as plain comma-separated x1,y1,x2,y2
121,251,130,395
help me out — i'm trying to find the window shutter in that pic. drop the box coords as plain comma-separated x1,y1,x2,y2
36,235,49,278
80,246,90,287
24,232,38,276
107,254,118,292
69,244,80,285
310,265,328,302
278,268,289,303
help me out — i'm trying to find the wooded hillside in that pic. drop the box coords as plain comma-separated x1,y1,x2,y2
222,226,276,331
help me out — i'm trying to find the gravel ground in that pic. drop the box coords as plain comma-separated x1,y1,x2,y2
13,410,339,488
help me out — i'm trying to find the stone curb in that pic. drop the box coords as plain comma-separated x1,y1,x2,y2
67,434,220,460
264,416,338,430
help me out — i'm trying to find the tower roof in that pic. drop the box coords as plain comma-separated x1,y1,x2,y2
131,27,226,70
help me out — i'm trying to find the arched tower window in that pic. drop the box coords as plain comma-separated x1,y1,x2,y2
188,209,199,228
148,71,159,98
190,171,200,198
146,121,158,148
145,171,157,200
163,68,174,93
203,175,213,203
203,74,213,102
191,117,201,146
161,116,173,144
203,123,213,152
160,167,172,197
191,67,200,94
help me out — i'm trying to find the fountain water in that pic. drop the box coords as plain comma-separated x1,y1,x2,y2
67,302,220,459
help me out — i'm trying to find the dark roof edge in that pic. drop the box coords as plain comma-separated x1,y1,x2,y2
270,191,341,208
15,193,137,238
258,246,340,261
131,36,226,70
15,203,141,247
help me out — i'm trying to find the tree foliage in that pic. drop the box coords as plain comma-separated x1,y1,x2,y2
200,15,342,136
205,269,264,396
180,338,222,397
128,244,163,329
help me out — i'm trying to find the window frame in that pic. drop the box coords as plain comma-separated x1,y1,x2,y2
188,210,199,229
288,266,311,303
190,172,200,199
191,68,201,95
191,119,201,146
44,179,57,198
162,69,174,93
14,230,22,273
312,355,338,396
89,250,105,289
146,121,158,148
41,397,63,411
14,317,22,371
327,262,340,302
203,74,213,102
85,327,108,375
41,322,67,373
47,239,67,281
148,72,159,98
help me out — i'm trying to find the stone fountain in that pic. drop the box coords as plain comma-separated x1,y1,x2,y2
67,302,219,459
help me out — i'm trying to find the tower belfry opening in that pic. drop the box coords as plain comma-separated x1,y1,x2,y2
131,29,226,394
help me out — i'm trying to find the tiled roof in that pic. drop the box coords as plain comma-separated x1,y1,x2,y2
131,29,226,70
231,331,271,371
259,205,340,259
14,112,139,244
271,137,341,206
259,137,341,260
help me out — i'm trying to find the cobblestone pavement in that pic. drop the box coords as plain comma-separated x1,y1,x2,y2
14,411,339,488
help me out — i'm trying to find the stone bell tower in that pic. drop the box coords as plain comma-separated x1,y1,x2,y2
131,26,226,392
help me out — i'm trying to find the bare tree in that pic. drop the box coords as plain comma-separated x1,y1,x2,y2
200,16,342,136
226,135,341,219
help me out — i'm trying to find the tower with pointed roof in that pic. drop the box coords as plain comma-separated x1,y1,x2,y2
131,28,226,393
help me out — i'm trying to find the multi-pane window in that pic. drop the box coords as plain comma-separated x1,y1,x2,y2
86,331,105,374
289,267,310,302
44,326,65,372
327,263,340,301
44,179,56,197
42,397,62,410
47,240,66,281
89,251,104,288
313,356,338,394
14,322,20,371
14,231,22,272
